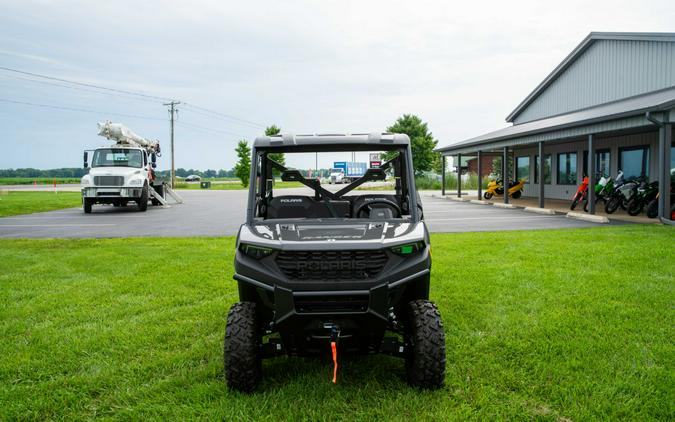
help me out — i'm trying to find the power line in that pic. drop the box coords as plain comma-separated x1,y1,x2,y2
182,102,266,129
0,98,165,121
0,66,173,102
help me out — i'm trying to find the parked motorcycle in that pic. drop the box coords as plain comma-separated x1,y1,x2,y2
627,180,659,216
645,185,674,218
582,174,612,212
483,179,525,200
570,176,589,210
604,171,641,214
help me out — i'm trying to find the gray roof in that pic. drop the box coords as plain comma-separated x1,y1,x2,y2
506,32,675,123
436,86,675,154
254,132,410,148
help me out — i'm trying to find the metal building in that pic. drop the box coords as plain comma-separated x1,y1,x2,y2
436,32,675,222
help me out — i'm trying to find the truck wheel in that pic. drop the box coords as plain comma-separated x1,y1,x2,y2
83,198,93,214
137,185,148,212
224,302,261,392
404,300,445,389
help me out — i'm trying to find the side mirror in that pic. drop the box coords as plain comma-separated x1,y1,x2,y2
152,163,157,169
151,153,157,164
83,151,88,169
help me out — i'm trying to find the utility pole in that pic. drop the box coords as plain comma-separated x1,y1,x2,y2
163,100,180,188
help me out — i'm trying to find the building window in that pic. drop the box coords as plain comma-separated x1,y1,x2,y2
557,152,578,185
516,156,530,182
582,149,611,177
619,146,649,180
534,154,551,184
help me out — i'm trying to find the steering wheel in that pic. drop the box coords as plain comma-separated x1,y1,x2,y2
354,199,402,218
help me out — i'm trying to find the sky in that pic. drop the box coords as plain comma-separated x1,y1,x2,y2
1,0,673,171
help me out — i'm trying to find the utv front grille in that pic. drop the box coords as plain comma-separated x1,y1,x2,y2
276,250,387,280
93,176,124,186
294,294,369,313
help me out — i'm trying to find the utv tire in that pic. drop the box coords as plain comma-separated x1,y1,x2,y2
224,302,261,393
483,192,493,200
511,190,521,199
83,198,93,214
405,300,445,389
137,185,148,212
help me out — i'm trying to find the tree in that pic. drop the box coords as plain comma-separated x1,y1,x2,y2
265,125,285,173
384,114,438,175
234,140,252,187
490,155,514,180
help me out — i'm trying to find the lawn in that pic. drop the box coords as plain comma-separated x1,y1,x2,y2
0,177,81,185
0,191,82,217
0,226,672,420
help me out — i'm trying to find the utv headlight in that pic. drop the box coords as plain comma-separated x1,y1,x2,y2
390,241,425,255
240,244,274,259
128,178,143,186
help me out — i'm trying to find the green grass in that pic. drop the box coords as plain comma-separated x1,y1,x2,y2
0,191,82,217
0,226,672,420
0,177,81,185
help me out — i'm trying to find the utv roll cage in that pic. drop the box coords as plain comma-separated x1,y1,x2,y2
246,133,420,223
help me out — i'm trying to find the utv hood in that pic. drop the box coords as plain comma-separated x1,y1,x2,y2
238,221,427,251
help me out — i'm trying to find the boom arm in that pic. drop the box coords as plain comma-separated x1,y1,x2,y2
97,121,161,154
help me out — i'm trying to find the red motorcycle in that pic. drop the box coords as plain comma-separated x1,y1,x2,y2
570,176,589,210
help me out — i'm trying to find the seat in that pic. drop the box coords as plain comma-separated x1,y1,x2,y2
266,196,351,219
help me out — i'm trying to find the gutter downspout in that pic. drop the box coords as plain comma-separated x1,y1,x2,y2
645,111,674,226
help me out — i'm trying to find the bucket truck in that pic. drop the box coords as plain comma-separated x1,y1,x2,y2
80,121,181,213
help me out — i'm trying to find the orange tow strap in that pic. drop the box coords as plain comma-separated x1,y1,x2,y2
331,341,338,384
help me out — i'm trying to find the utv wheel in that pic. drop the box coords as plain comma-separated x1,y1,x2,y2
83,198,93,214
483,192,493,200
404,300,445,389
137,184,148,212
224,302,261,392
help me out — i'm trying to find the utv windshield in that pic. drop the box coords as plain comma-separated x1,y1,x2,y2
92,148,143,168
250,146,417,222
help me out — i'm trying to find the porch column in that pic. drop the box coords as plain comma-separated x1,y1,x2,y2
457,153,462,198
441,155,446,196
538,141,545,208
587,134,596,214
477,150,482,200
503,146,509,204
659,120,672,220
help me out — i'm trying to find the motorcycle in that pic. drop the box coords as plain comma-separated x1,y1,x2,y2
644,184,675,218
570,176,589,210
627,180,659,216
483,179,526,200
604,171,642,214
582,174,612,212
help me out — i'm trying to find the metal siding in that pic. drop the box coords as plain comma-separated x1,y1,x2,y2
514,40,675,124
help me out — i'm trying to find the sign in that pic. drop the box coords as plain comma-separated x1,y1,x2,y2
370,160,382,168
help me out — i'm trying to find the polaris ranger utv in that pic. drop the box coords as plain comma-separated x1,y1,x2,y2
225,133,445,391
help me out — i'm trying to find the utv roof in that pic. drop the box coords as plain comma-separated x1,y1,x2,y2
253,133,410,148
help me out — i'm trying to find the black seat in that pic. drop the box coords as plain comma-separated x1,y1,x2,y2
267,196,350,219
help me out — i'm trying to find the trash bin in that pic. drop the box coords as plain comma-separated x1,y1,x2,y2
200,181,211,189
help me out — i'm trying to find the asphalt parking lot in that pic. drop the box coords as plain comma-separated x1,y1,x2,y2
0,189,605,238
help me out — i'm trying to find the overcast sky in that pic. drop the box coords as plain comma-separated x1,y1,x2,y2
1,0,673,171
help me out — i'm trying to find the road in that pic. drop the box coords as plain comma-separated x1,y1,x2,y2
0,189,605,238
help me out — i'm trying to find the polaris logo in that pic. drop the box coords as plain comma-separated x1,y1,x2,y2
280,198,303,203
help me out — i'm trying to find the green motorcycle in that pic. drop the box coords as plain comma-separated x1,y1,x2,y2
583,174,612,212
627,180,659,216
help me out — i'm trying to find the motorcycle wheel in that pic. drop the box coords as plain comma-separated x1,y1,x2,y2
605,196,621,214
627,198,644,216
570,194,580,211
511,190,522,199
483,192,493,200
646,199,658,218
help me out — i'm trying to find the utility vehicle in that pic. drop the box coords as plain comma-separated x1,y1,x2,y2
224,133,445,392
